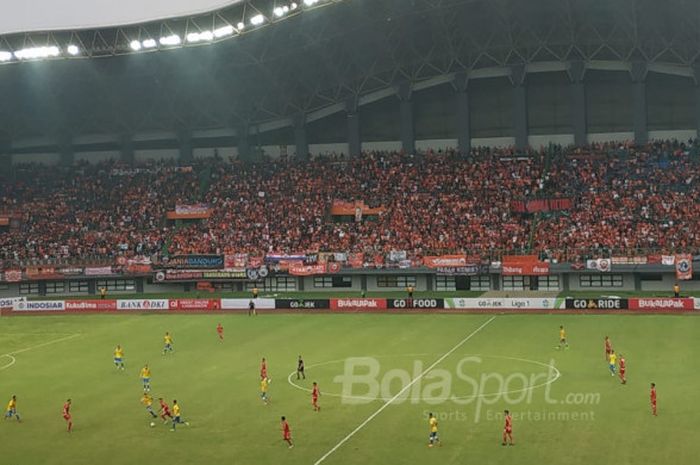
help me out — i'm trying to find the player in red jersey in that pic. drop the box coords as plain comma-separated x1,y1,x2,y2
502,410,514,446
62,399,72,432
312,382,321,412
216,323,224,341
261,357,268,381
618,353,626,384
281,416,293,448
604,336,612,361
158,397,173,423
650,383,657,416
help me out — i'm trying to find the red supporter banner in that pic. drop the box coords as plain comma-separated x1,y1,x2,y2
169,299,220,310
25,267,62,280
167,204,212,220
675,254,693,280
502,255,549,276
65,300,117,311
348,253,364,268
330,298,387,310
289,264,327,276
423,255,468,268
126,264,152,274
628,298,694,311
330,200,385,216
4,270,22,282
511,198,573,213
612,256,648,265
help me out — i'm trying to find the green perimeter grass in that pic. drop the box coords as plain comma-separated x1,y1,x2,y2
1,313,698,465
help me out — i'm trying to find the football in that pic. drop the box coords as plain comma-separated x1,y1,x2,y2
150,422,156,428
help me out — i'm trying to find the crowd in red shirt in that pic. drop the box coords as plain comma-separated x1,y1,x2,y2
0,140,698,267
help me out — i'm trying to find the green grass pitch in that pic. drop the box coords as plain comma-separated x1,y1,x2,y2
0,313,698,465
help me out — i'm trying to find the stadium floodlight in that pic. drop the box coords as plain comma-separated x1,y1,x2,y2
214,25,234,38
159,35,181,46
142,38,157,48
274,6,290,17
14,46,60,60
236,22,245,31
304,0,319,6
66,45,80,56
0,51,12,62
250,14,265,26
188,30,215,43
200,30,214,41
130,40,142,51
291,2,298,10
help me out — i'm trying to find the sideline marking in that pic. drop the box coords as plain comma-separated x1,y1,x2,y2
312,316,497,465
287,354,560,402
0,333,81,371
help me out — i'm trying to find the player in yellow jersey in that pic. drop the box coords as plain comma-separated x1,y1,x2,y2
170,400,189,431
428,412,440,447
608,350,617,376
140,364,152,392
141,392,157,418
162,332,174,355
260,377,269,404
556,325,569,350
4,395,20,422
114,345,125,370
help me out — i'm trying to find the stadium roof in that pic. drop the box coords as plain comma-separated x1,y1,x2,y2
1,0,699,151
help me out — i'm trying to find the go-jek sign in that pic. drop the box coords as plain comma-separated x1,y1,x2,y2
445,298,556,310
117,299,168,310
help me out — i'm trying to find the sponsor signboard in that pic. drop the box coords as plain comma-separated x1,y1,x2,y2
565,298,628,310
65,300,117,311
388,298,444,309
695,297,700,310
0,297,25,309
165,255,225,269
117,299,169,310
14,300,65,311
275,299,330,309
444,298,556,309
221,298,275,310
330,298,387,310
169,299,220,310
628,298,694,311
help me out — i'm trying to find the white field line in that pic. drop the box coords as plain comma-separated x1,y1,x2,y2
312,316,497,465
0,333,82,371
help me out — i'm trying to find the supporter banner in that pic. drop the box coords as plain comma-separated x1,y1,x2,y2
289,264,327,276
169,299,220,310
265,254,306,263
25,267,63,280
646,255,662,265
225,254,249,268
13,300,65,311
85,266,114,276
586,258,612,272
165,255,224,269
126,264,152,274
57,267,84,276
611,257,647,265
115,256,152,266
502,262,549,276
202,270,247,280
436,265,484,276
167,204,212,220
155,269,248,282
4,270,22,282
662,255,676,266
564,298,628,310
220,298,275,310
117,299,169,310
695,298,700,311
0,297,25,309
348,253,364,268
445,298,556,310
275,299,330,309
511,198,573,213
387,250,407,262
330,200,385,216
388,298,444,309
245,266,269,281
423,255,469,268
330,298,387,310
65,300,117,311
628,298,694,311
675,254,693,280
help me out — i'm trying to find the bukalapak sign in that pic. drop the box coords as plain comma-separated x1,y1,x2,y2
164,255,225,269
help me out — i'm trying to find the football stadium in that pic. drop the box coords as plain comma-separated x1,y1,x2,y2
1,1,700,464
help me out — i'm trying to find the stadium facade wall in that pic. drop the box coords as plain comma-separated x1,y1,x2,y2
134,149,178,161
74,151,120,163
193,147,238,159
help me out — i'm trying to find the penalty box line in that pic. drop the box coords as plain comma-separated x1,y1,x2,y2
312,315,497,465
0,333,82,371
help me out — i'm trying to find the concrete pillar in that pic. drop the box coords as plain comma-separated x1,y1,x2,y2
631,62,648,145
179,130,193,163
59,141,74,166
294,115,309,161
569,61,587,146
397,82,415,154
454,73,471,154
120,134,135,164
695,84,700,139
510,65,528,150
347,96,361,157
